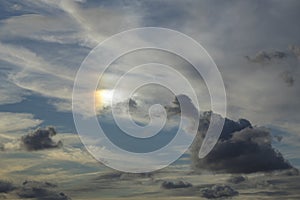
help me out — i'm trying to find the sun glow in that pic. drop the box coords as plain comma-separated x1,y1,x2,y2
95,89,114,109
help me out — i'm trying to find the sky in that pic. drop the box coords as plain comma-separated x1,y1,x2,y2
0,1,299,120
0,0,299,156
0,0,300,199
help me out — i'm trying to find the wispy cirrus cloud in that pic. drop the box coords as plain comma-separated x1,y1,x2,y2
0,0,141,48
0,0,141,113
0,112,42,134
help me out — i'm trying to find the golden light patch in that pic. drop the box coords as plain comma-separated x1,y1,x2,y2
95,89,114,109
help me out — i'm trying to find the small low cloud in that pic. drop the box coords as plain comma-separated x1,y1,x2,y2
200,184,239,199
191,112,293,173
227,175,247,184
0,133,21,151
0,179,71,200
289,45,300,59
0,180,15,193
21,127,63,151
96,171,153,181
17,180,71,200
246,50,288,63
280,71,295,87
161,180,193,189
245,46,299,87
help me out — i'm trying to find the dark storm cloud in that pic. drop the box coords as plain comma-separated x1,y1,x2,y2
246,50,288,63
197,111,252,141
191,111,293,173
21,127,63,151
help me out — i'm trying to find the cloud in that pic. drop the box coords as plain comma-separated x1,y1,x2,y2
198,111,252,140
161,180,193,189
0,1,299,188
0,42,73,81
0,42,74,109
0,73,29,105
0,0,141,48
227,175,246,184
152,0,300,138
0,0,298,138
275,168,299,176
93,48,210,116
47,99,72,113
224,44,300,133
244,46,299,87
1,140,20,151
96,94,296,174
56,0,140,47
289,45,300,59
0,0,141,110
246,50,288,63
279,71,295,87
191,111,293,173
165,95,199,119
0,180,15,193
0,112,42,134
99,96,167,127
0,133,20,151
21,127,63,151
18,180,71,200
0,13,85,46
200,184,239,199
96,171,153,181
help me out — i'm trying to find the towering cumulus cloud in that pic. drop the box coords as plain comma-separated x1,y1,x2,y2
191,111,293,173
21,127,63,151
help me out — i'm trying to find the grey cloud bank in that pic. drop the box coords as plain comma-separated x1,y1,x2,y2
0,179,71,200
191,111,294,173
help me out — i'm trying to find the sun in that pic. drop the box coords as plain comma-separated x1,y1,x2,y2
95,89,114,109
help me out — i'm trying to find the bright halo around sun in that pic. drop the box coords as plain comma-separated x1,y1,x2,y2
95,89,114,110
